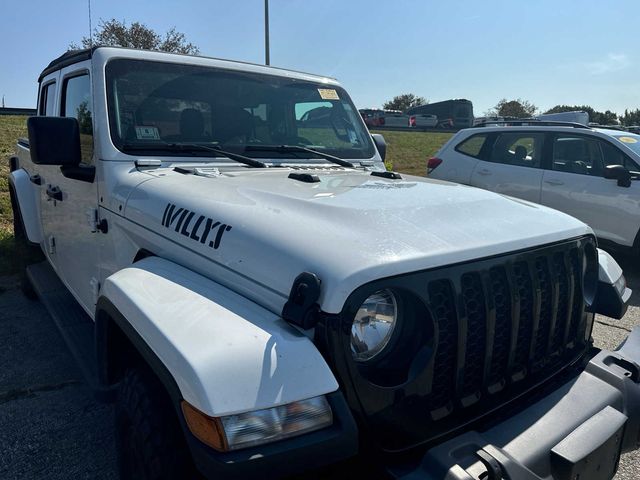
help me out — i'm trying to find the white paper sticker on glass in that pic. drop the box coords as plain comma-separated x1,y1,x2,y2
318,89,339,100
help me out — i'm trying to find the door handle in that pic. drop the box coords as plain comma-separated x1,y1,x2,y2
46,185,63,201
477,168,492,176
544,179,564,186
29,174,42,185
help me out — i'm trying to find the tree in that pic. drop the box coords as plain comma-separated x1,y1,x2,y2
544,105,620,125
70,18,199,54
488,98,538,118
620,109,640,126
382,93,427,112
76,101,93,135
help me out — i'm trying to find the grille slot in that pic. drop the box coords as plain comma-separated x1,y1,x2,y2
427,280,458,416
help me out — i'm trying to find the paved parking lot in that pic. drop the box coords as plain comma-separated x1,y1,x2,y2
0,252,639,479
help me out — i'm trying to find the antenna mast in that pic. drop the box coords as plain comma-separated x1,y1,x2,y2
88,0,93,47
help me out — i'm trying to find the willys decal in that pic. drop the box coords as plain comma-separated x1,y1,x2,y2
161,203,232,250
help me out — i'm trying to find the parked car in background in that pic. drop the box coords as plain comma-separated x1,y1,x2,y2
429,122,640,250
381,110,410,127
409,113,437,128
359,108,385,128
407,99,474,129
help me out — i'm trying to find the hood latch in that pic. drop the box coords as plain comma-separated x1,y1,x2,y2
282,272,322,329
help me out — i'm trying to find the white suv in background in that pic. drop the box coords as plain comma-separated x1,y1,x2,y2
429,123,640,250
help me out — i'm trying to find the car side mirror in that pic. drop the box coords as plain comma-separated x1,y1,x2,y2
604,164,631,188
371,134,386,161
27,116,81,166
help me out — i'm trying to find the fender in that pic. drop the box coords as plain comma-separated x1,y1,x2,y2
9,169,42,244
97,256,339,417
591,248,632,319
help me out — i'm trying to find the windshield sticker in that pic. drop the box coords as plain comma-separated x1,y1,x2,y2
161,203,232,249
617,136,638,144
135,126,160,140
318,88,339,100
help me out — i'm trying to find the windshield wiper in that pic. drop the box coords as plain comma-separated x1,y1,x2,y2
121,142,268,169
244,145,355,168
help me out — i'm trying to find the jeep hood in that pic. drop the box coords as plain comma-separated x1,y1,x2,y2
123,168,592,314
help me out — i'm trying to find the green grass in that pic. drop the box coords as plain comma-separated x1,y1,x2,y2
371,129,453,176
0,117,452,274
0,115,29,275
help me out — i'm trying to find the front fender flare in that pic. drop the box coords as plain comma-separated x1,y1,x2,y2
9,169,42,244
591,248,632,319
97,256,339,417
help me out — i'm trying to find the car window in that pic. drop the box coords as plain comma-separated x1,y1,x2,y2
600,140,640,173
62,74,93,164
551,135,602,176
490,132,544,168
455,133,488,159
39,82,56,116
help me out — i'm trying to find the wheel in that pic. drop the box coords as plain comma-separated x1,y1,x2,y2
9,186,43,297
115,367,196,480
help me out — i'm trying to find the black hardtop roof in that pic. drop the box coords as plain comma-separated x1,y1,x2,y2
38,48,96,82
38,46,337,83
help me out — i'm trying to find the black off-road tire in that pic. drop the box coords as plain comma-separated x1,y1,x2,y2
9,186,42,300
115,367,196,480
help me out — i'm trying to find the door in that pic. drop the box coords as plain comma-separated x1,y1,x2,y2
40,65,100,314
469,131,545,203
540,134,640,246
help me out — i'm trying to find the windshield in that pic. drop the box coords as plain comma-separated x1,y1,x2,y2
105,59,375,161
612,134,640,156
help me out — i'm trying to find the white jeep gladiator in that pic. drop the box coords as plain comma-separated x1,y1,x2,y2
8,47,640,480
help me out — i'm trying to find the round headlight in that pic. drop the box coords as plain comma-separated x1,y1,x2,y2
350,289,398,362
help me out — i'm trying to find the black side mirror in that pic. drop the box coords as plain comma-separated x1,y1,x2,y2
371,133,386,161
27,116,81,166
604,164,631,188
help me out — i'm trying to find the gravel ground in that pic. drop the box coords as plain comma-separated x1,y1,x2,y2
0,251,639,479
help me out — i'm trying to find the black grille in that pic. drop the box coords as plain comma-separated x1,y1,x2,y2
423,241,590,420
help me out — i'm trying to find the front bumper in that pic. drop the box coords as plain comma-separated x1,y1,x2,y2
391,327,640,479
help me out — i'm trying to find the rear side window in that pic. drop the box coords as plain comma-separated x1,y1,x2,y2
455,133,488,158
62,74,93,164
39,82,56,116
490,132,544,168
551,135,603,176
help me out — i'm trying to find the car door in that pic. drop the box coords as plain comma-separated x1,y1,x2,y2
540,133,640,247
469,131,545,203
39,63,100,314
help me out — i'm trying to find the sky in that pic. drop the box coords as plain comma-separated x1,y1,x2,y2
1,0,639,117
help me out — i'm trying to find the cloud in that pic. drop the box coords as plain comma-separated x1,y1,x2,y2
585,53,630,75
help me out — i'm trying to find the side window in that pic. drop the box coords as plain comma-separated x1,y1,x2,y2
551,135,603,176
600,141,639,173
62,74,93,164
39,82,56,116
455,134,488,158
490,132,544,168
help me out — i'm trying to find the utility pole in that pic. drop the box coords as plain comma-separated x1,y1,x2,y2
264,0,270,65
